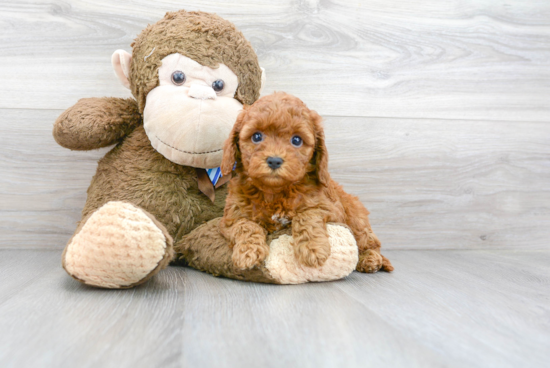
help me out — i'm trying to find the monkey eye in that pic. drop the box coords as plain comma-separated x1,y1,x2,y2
212,79,225,92
251,132,264,144
171,71,186,85
291,135,303,147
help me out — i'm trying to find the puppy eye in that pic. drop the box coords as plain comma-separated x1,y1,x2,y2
291,135,303,147
251,132,264,144
212,79,225,92
171,71,186,86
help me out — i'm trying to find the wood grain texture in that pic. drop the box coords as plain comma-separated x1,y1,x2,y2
2,108,548,250
0,249,548,368
1,0,549,249
325,116,550,250
0,108,109,249
0,0,549,121
1,2,548,365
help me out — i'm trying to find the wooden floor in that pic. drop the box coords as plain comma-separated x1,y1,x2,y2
1,249,549,368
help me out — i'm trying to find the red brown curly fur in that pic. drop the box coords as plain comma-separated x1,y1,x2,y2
219,92,393,273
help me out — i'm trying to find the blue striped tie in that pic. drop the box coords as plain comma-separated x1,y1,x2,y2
206,167,223,186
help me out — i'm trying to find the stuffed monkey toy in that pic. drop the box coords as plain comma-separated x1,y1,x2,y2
53,10,359,288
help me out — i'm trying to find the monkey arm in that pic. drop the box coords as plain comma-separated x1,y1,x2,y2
53,97,142,150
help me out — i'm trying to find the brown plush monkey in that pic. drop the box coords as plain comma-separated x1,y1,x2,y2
54,10,359,288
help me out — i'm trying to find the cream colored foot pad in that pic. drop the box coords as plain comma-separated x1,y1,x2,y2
64,201,167,288
265,224,359,284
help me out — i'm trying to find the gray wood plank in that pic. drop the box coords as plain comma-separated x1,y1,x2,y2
0,0,549,121
0,250,186,368
326,116,550,250
0,250,60,305
336,249,550,368
0,249,548,368
0,108,109,249
2,108,549,250
179,266,455,368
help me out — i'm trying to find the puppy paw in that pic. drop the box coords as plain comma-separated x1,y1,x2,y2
356,249,383,273
232,240,269,270
294,238,331,268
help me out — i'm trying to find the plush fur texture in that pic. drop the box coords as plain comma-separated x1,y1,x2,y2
54,10,263,241
80,122,228,238
173,218,358,284
130,10,262,113
53,10,263,288
54,97,141,150
141,53,245,168
55,97,228,239
263,223,359,284
174,218,278,283
54,10,360,288
63,201,174,289
219,92,394,273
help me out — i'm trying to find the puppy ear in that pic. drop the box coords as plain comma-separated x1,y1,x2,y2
221,109,246,175
310,110,330,186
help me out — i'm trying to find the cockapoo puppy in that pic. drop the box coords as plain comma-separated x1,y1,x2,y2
219,92,393,273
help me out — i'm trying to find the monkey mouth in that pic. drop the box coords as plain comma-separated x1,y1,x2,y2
155,135,223,155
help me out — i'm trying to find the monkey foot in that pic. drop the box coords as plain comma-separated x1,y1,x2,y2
63,201,174,289
264,224,359,284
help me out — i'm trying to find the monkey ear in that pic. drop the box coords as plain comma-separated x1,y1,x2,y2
259,67,266,95
311,110,330,186
111,50,132,89
221,110,245,175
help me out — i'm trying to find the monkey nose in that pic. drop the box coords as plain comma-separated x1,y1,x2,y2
188,84,217,100
266,156,284,170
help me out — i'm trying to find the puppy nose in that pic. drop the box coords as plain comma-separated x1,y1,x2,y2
266,156,284,170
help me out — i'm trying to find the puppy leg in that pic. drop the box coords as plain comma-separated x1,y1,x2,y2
381,254,394,272
292,210,331,268
223,219,269,270
347,212,394,273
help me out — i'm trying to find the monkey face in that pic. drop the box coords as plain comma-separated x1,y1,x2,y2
112,11,264,169
143,53,243,168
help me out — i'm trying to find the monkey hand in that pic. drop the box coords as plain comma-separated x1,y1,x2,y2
53,97,141,150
